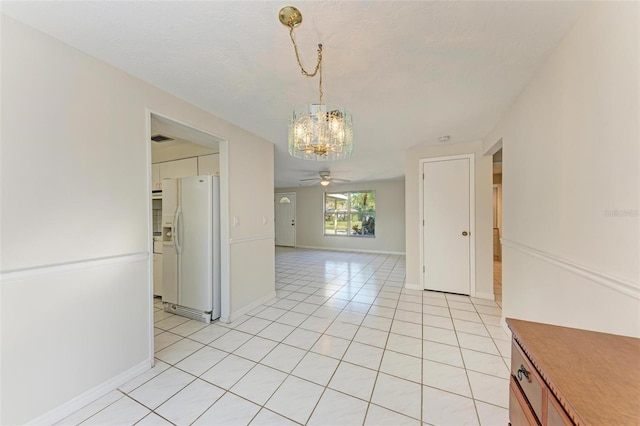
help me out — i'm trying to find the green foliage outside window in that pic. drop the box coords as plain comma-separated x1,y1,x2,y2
324,191,375,237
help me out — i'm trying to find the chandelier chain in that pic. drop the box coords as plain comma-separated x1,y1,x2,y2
288,25,323,105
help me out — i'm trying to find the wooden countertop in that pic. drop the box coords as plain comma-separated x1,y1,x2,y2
506,318,640,425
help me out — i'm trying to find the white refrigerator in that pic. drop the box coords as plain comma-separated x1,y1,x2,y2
162,175,221,322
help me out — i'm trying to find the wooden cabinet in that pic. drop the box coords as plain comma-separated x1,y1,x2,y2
510,340,544,422
509,378,539,426
507,318,640,426
198,153,219,175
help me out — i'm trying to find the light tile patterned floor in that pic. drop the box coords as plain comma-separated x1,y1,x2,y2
57,248,510,426
494,261,502,306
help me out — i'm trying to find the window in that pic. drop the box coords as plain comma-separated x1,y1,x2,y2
279,196,291,204
324,191,375,237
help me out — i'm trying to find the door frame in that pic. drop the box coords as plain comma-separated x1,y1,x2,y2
146,109,229,362
274,192,296,247
419,154,476,296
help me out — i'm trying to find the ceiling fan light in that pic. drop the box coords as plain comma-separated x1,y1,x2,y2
320,180,331,186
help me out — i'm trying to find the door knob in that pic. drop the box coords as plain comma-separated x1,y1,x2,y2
462,231,469,236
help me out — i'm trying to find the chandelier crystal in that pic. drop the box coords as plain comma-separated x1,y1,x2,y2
280,6,354,161
289,104,353,160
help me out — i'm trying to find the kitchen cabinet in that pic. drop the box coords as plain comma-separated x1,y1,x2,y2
153,253,163,297
506,318,640,425
198,153,219,175
159,157,198,181
152,163,161,190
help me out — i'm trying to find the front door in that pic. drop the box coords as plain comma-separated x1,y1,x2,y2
422,155,474,295
275,193,296,247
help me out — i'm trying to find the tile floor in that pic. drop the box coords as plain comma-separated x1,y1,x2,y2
58,248,510,426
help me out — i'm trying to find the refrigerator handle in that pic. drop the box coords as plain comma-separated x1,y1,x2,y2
174,206,184,255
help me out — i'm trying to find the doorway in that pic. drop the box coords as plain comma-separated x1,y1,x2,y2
493,148,503,304
275,192,296,247
147,112,228,359
420,154,475,295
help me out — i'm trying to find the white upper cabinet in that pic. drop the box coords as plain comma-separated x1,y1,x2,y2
198,153,220,175
159,157,198,181
153,155,217,190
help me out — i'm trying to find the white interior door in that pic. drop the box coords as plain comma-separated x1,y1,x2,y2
275,193,296,247
422,156,473,295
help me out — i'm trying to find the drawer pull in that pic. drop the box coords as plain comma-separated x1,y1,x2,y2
517,365,531,382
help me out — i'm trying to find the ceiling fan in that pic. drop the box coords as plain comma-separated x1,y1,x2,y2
300,171,351,187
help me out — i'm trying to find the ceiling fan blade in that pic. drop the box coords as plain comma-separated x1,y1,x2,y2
300,178,321,181
331,178,351,183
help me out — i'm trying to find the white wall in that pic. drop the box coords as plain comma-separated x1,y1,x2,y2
0,16,274,424
276,179,405,254
226,132,275,318
483,2,640,337
405,141,494,298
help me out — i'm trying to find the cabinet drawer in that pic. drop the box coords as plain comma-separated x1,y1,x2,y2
511,340,544,422
509,378,540,426
547,392,572,426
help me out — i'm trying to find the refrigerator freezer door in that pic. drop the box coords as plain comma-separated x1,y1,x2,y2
161,178,179,227
179,176,214,312
162,237,178,304
162,178,179,304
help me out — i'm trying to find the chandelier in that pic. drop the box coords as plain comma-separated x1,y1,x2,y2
279,6,354,161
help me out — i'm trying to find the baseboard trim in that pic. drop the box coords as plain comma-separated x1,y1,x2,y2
501,316,510,337
474,291,495,300
26,358,152,426
220,291,277,324
295,245,405,256
404,283,423,291
502,239,639,300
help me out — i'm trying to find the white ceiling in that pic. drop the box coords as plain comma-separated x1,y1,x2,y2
1,1,587,187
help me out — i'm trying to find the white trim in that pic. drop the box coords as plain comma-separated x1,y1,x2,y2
500,316,511,338
219,291,276,323
25,358,152,426
419,154,476,296
0,252,148,281
229,234,275,245
404,283,423,291
295,245,405,256
502,238,640,300
145,109,155,368
474,291,495,301
219,139,231,326
483,137,503,156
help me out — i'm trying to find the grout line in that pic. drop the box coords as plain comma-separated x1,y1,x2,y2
120,249,506,425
